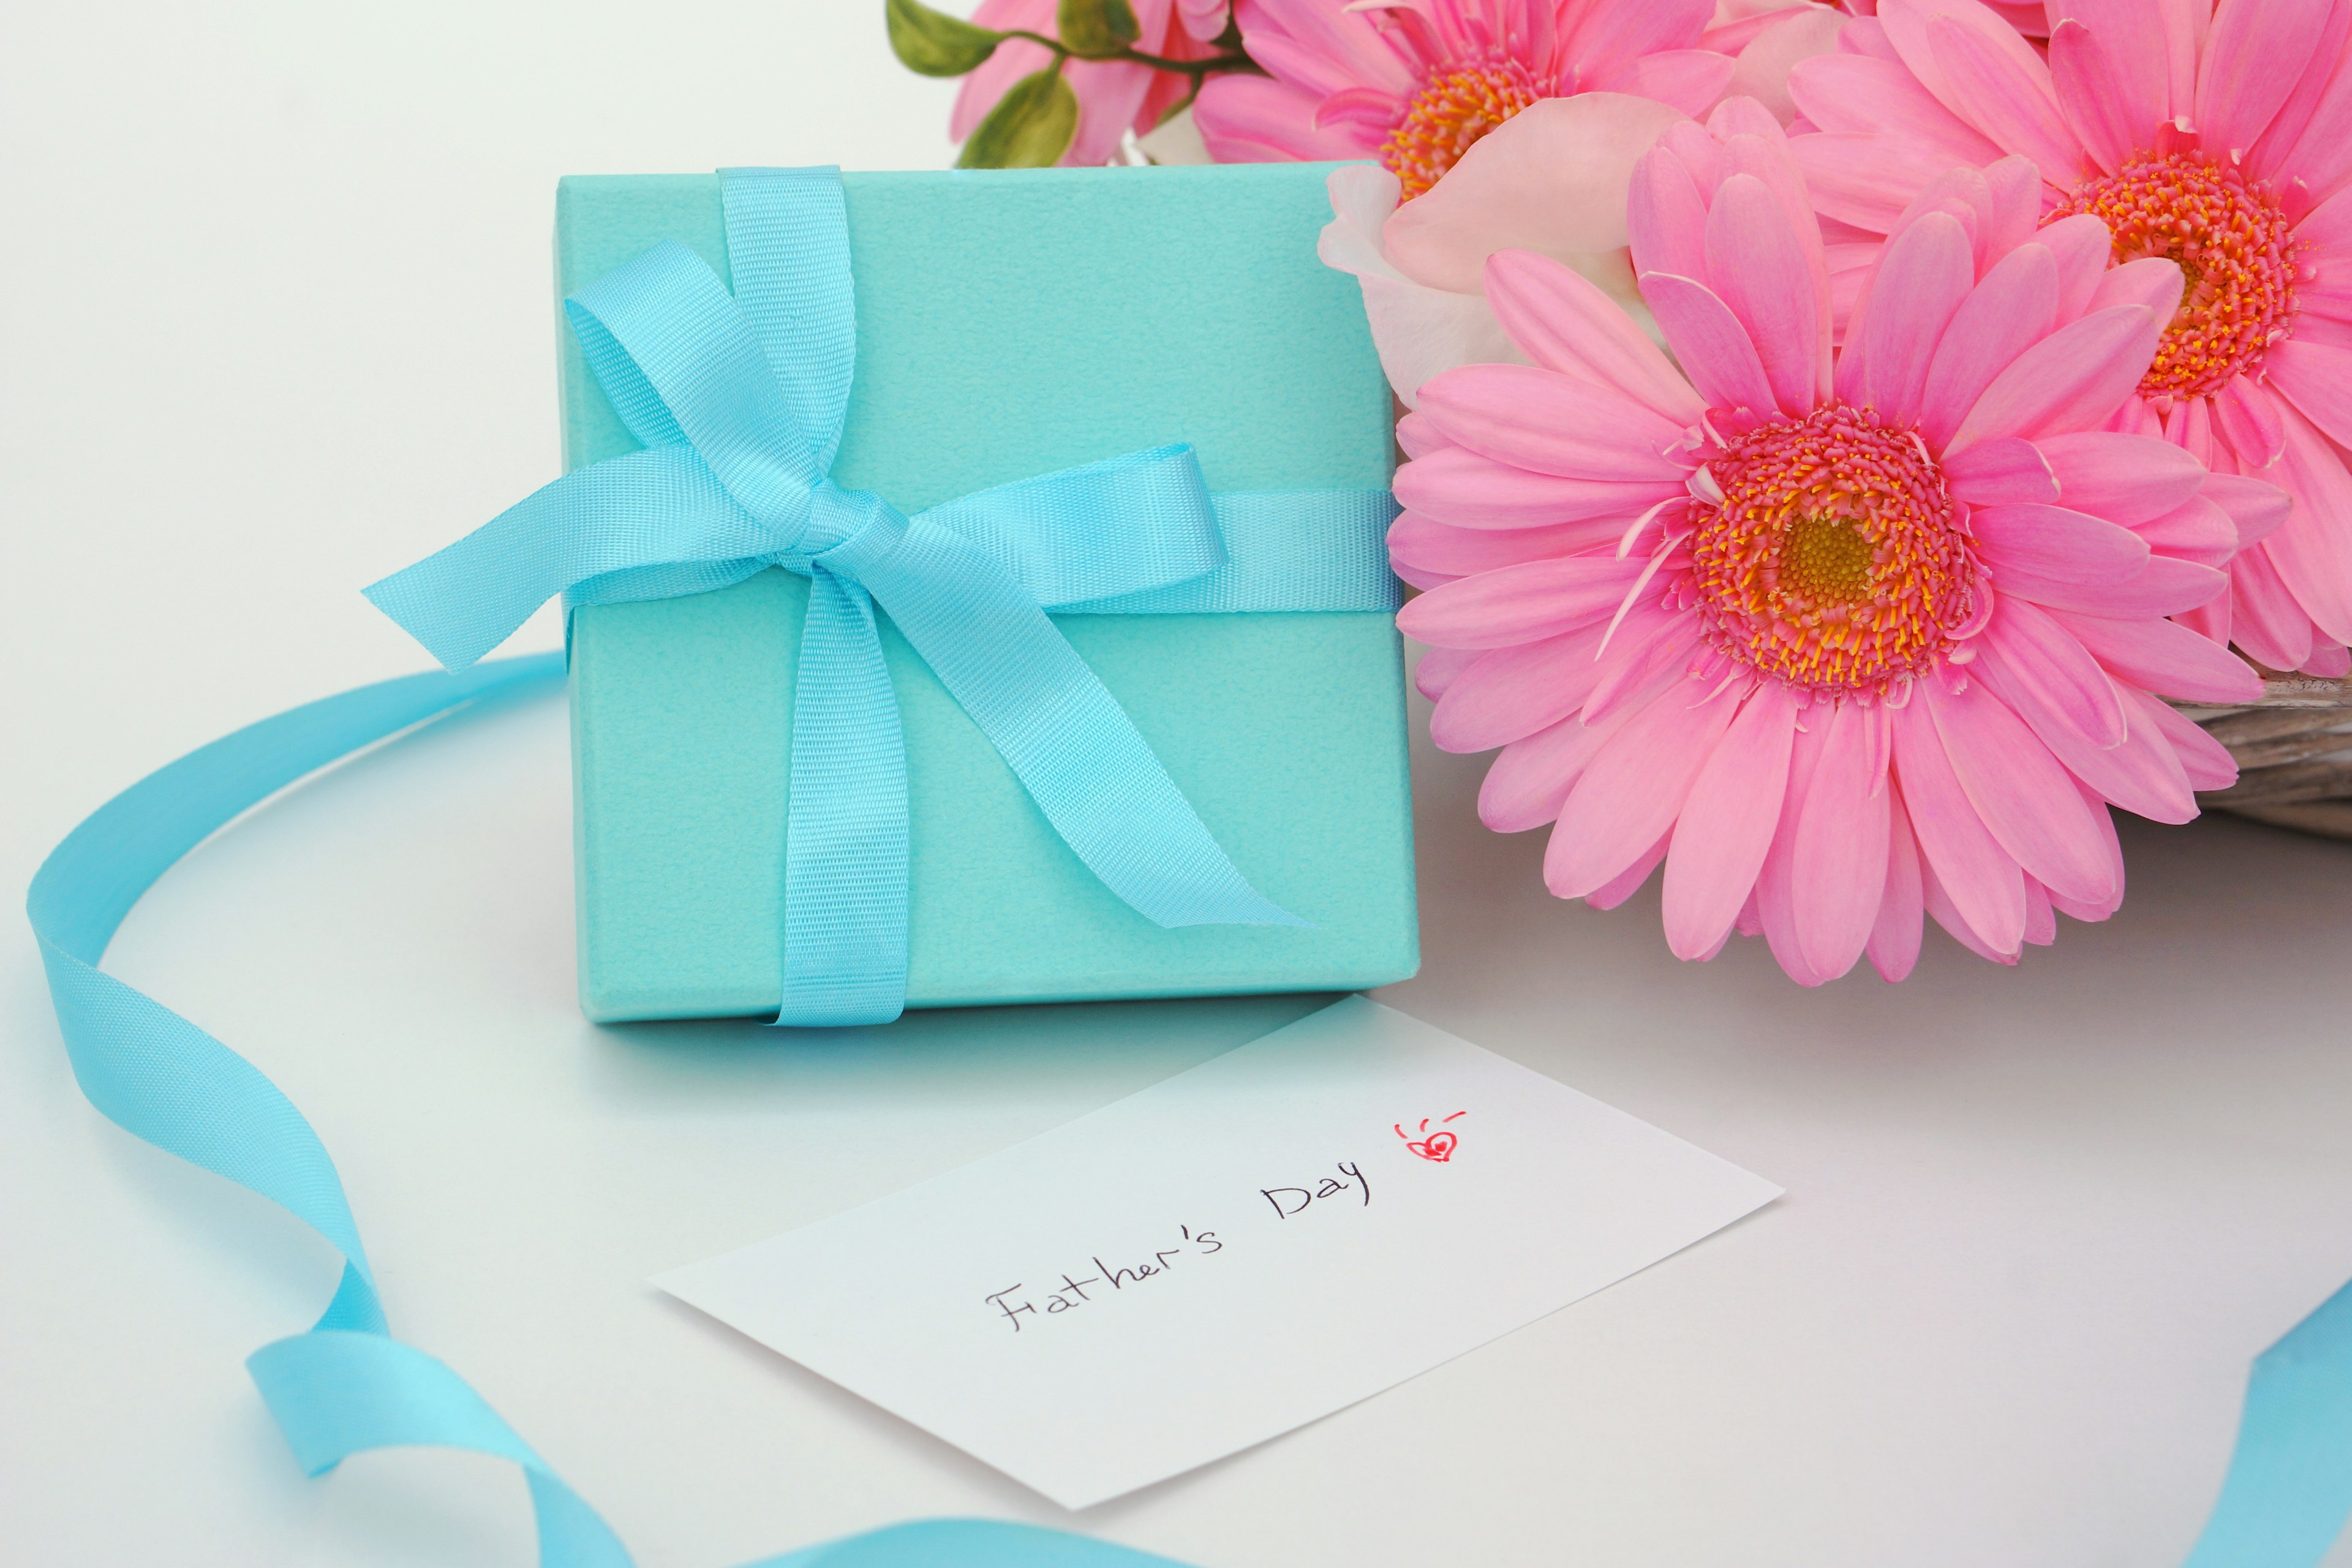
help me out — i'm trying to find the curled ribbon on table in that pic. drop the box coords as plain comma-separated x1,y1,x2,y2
366,165,1401,1028
29,655,1198,1567
24,662,2352,1566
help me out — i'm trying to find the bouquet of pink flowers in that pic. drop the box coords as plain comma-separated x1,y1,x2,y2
889,0,2352,984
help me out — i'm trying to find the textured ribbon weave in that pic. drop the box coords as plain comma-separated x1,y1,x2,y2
364,165,1400,1028
22,663,2352,1565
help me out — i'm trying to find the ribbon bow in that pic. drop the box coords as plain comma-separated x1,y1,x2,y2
367,166,1392,1027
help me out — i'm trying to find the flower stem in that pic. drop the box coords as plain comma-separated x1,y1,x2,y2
996,28,1262,78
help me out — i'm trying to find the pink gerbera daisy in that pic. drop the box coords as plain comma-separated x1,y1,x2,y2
1392,99,2273,983
1787,0,2352,676
1194,0,1743,197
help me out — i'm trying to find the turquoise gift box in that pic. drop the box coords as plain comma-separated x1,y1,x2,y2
557,164,1418,1022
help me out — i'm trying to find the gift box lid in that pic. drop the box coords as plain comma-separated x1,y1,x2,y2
558,163,1419,1022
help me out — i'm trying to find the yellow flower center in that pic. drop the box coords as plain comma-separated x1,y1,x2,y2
1380,56,1542,200
1686,404,1978,696
2049,151,2301,398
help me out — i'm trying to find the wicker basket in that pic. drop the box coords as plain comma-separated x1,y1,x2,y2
2186,677,2352,840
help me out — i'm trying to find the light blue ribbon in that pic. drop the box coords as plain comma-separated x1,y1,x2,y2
27,654,1192,1567
363,165,1399,1027
21,658,2352,1566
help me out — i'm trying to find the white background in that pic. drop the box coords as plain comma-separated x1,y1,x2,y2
4,3,2351,1565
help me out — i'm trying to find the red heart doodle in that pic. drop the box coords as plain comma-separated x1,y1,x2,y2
1395,1112,1466,1161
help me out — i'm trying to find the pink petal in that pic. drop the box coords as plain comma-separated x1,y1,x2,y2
1889,696,2028,953
1999,554,2231,618
1727,7,1852,126
1193,74,1371,162
2212,377,2288,469
2034,430,2207,525
2261,397,2352,644
1917,242,2060,450
1867,780,1928,981
1479,714,1613,832
2264,336,2352,451
1950,303,2175,448
1416,363,1690,481
2305,639,2352,675
2199,471,2294,548
2128,686,2240,791
2089,256,2189,315
1430,624,1610,752
1788,53,2005,164
1976,595,2129,749
2134,493,2238,570
1922,677,2120,905
1973,639,2199,822
1581,605,1705,726
1921,855,2023,963
1629,140,1714,282
2048,0,2174,134
2277,57,2352,208
1623,50,1741,119
2047,19,2140,173
1877,0,2063,110
2230,540,2319,669
1943,435,2060,505
1970,502,2151,585
1413,643,1480,700
2052,778,2128,920
1396,411,1447,459
2051,609,2264,703
1925,13,2092,186
1847,209,1977,428
1785,134,1962,233
1547,684,1742,899
1753,717,1833,986
1483,249,1707,426
1566,0,1717,77
1392,558,1460,592
1791,701,1892,980
2039,213,2118,324
1396,444,1686,530
2021,876,2058,945
1230,0,1417,97
1660,681,1800,959
1388,510,1629,576
1703,172,1824,415
2196,0,2339,160
1383,94,1691,295
1586,831,1673,910
1398,552,1653,647
1638,273,1778,415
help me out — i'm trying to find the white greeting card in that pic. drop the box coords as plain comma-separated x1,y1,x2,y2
655,996,1780,1508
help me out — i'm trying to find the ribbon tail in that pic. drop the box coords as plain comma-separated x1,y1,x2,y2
364,448,777,671
247,1332,635,1568
2180,1277,2352,1568
853,521,1306,931
777,567,911,1027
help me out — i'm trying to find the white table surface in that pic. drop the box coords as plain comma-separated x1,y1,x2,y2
7,4,2352,1564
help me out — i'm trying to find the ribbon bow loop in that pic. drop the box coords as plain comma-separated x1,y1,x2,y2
367,165,1325,1028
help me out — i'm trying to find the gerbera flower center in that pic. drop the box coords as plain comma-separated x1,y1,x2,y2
2048,152,2300,398
1684,403,1977,697
1380,54,1542,200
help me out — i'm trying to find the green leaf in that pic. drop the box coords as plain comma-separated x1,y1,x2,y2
885,0,1003,77
1055,0,1140,55
956,66,1079,167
